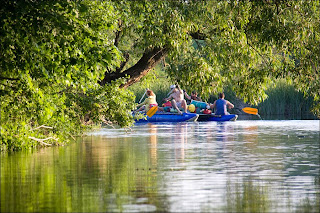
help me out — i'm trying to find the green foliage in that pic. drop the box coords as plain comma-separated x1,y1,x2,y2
162,0,319,112
0,78,136,151
129,64,173,105
0,0,135,151
1,0,320,151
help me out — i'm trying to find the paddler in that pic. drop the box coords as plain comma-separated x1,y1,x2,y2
184,90,202,104
210,92,234,115
164,85,187,114
135,90,158,113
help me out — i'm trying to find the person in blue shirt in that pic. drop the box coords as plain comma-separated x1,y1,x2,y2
210,92,234,115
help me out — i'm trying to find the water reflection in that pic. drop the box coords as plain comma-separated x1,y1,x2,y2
1,121,319,212
225,177,270,213
173,123,188,163
148,124,158,169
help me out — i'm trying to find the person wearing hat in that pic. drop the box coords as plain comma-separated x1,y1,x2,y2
166,85,176,96
164,84,187,114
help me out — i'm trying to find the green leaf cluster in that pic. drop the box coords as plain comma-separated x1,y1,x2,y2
1,0,320,151
0,0,135,151
162,1,319,109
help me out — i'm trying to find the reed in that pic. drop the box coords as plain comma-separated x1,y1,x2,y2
258,79,315,119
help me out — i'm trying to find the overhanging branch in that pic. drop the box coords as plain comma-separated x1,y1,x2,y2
0,76,19,81
99,47,168,88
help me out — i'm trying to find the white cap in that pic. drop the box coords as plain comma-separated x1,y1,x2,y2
170,85,176,89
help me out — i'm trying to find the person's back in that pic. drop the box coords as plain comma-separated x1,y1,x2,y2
215,99,228,115
136,90,158,112
145,95,157,105
210,92,234,115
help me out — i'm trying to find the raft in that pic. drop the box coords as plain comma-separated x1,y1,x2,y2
135,112,199,123
197,114,238,122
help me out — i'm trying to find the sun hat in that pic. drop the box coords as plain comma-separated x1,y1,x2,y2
170,85,176,89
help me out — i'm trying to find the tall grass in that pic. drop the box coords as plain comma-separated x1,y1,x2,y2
258,79,316,119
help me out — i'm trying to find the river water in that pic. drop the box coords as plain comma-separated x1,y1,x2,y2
1,120,319,212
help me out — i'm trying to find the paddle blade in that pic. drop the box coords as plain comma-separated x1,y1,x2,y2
242,107,258,115
146,106,158,117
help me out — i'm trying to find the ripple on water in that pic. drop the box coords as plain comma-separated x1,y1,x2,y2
1,120,319,213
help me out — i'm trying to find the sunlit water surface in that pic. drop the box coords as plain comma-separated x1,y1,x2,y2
1,120,319,212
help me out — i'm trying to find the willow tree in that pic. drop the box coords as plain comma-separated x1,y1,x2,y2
101,0,319,110
1,0,319,151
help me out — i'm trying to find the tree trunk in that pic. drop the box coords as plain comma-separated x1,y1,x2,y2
99,47,168,88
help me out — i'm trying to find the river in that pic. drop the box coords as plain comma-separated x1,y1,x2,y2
1,120,319,212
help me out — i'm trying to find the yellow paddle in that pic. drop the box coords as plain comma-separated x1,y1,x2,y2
242,107,258,115
146,106,158,117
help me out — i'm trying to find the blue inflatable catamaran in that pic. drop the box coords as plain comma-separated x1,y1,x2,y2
197,114,238,122
135,112,199,123
189,100,238,122
134,112,237,123
134,100,239,123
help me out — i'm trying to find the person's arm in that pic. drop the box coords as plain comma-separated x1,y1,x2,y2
136,98,147,108
210,100,217,110
176,85,183,94
184,91,191,100
226,101,234,109
164,94,173,102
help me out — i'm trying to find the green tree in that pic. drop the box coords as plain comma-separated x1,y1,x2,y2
0,0,136,151
102,0,319,110
1,0,319,151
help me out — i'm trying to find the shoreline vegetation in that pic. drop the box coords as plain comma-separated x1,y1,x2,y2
1,74,316,152
1,1,319,152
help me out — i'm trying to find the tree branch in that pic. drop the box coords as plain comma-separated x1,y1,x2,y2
99,47,168,88
114,19,123,47
0,76,19,81
28,136,58,146
30,125,54,131
115,52,130,73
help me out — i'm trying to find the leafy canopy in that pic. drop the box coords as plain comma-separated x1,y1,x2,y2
1,0,319,151
1,0,135,151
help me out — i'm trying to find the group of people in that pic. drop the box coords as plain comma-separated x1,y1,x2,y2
135,84,234,116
